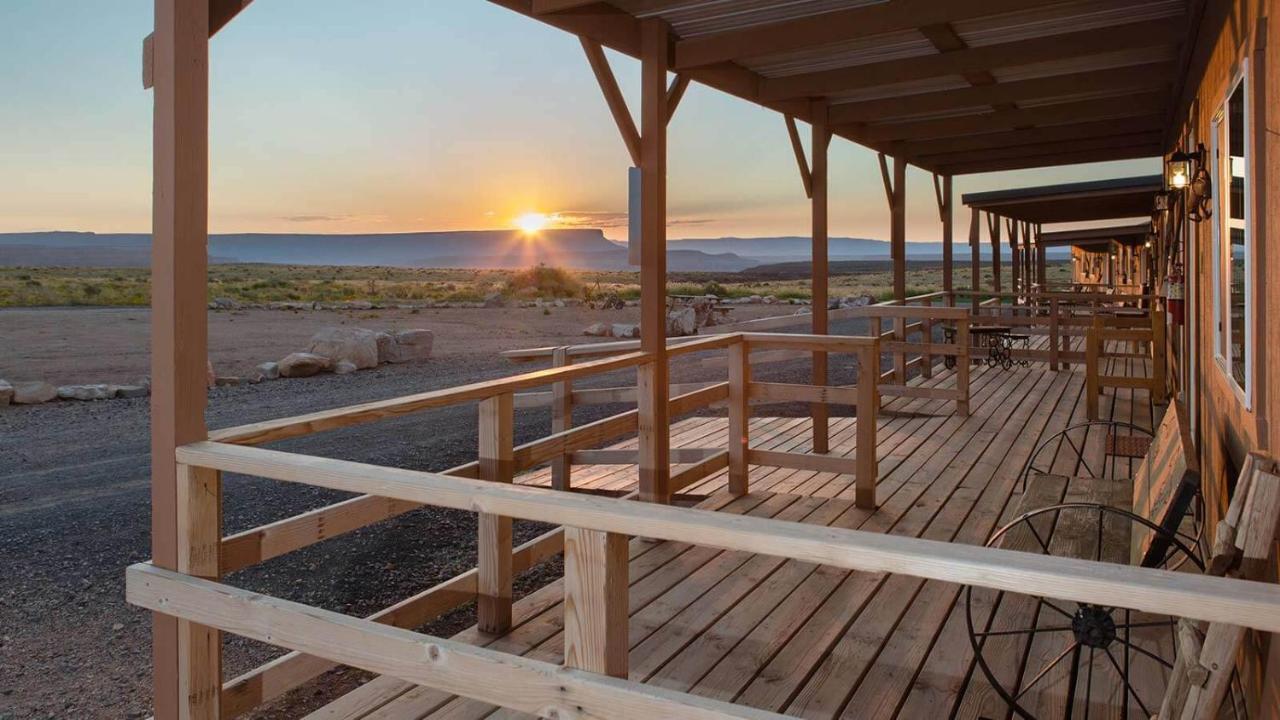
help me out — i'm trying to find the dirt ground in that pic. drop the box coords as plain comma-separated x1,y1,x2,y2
0,303,793,385
0,303,849,719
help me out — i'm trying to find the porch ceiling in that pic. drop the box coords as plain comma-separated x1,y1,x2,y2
498,0,1221,175
1039,222,1152,248
960,175,1163,223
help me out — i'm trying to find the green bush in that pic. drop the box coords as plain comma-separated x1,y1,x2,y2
503,265,582,299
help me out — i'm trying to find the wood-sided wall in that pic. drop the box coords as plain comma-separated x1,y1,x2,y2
1172,0,1277,715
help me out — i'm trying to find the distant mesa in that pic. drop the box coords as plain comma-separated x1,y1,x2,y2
0,229,1058,271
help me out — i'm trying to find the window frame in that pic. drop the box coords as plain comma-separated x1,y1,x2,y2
1211,61,1253,409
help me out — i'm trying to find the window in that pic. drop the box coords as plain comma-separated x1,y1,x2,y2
1212,65,1252,404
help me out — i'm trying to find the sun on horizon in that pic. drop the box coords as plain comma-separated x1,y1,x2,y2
515,212,549,235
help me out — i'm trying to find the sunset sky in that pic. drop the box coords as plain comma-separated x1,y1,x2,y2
1,1,1158,242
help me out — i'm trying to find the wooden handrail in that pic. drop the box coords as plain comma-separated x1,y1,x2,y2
210,350,652,446
174,441,1280,633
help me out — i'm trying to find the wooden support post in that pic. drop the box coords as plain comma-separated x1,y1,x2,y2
1086,317,1101,421
879,154,907,382
855,344,879,509
150,2,210,716
727,340,750,495
1152,308,1167,403
563,527,629,679
921,297,933,378
551,347,572,491
1049,298,1060,370
810,99,830,454
987,213,1002,293
637,18,670,504
934,174,953,304
478,393,514,633
955,320,970,416
1008,217,1020,300
176,463,221,719
969,207,981,312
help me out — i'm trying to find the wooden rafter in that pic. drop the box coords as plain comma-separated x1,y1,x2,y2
580,38,642,166
828,63,1172,125
785,115,813,199
939,144,1163,176
893,116,1166,159
672,0,1076,69
915,132,1166,168
759,17,1183,101
664,74,690,124
532,0,598,13
851,92,1168,143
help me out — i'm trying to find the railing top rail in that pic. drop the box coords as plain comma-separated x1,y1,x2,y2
209,349,651,446
953,289,1156,302
739,332,879,352
177,440,1280,634
831,305,969,321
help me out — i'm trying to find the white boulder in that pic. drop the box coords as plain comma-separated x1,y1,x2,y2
583,322,610,337
57,384,115,401
278,352,332,378
390,329,434,363
256,361,280,380
666,307,699,337
12,381,57,404
113,384,149,399
611,323,640,339
333,360,359,375
0,379,12,406
308,326,379,369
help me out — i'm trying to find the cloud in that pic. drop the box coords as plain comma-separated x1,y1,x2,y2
549,211,716,230
281,214,388,224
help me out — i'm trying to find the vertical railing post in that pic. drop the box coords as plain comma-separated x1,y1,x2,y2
921,297,934,378
478,392,514,634
1086,317,1101,421
551,347,572,491
727,338,750,495
856,341,879,509
893,313,906,383
563,526,629,678
1152,309,1168,404
956,319,970,417
1049,298,1060,371
176,463,221,719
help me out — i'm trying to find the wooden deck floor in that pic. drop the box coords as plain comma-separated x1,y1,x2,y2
307,344,1164,720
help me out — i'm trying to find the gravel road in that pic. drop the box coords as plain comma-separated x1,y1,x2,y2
0,312,877,719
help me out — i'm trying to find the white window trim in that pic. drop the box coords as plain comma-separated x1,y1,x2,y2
1212,61,1253,410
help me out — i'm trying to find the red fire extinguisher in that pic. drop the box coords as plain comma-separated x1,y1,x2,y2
1165,268,1185,325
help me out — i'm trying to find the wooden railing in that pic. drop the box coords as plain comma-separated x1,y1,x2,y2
132,439,1280,720
183,331,882,717
1086,310,1168,420
506,297,973,490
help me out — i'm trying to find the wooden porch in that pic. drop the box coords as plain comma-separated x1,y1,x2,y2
304,339,1167,720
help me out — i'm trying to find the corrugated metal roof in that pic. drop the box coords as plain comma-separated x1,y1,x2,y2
626,0,885,39
746,28,930,77
955,0,1186,48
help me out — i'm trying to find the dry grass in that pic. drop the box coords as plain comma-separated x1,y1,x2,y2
0,261,1073,307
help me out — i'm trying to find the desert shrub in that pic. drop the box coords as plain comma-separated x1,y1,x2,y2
503,265,582,299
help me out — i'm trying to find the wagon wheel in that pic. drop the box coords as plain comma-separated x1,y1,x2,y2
964,504,1203,720
1018,421,1206,567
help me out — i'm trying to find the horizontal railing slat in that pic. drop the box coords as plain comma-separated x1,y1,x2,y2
177,441,1280,633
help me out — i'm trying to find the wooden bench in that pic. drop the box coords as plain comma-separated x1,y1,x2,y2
968,401,1215,717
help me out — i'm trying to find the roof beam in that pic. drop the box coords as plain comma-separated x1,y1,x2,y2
892,116,1166,159
850,91,1168,143
673,0,1076,70
938,144,1163,176
915,131,1166,168
828,63,1172,125
532,0,601,13
143,0,252,90
759,17,1184,101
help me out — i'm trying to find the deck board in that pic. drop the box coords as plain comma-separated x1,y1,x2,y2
305,338,1163,720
